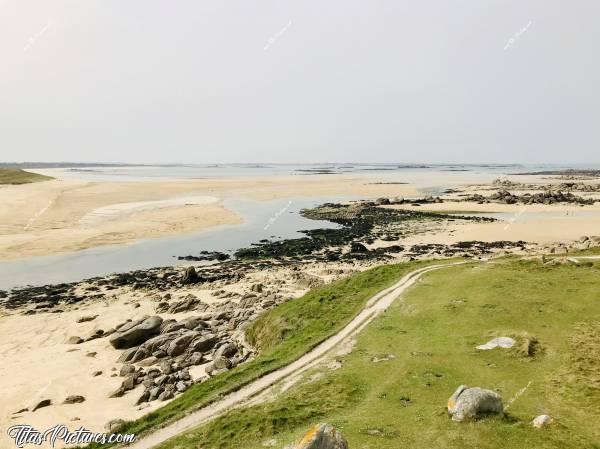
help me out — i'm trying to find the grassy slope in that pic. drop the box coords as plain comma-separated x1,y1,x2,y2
90,259,443,448
0,168,52,184
161,258,600,449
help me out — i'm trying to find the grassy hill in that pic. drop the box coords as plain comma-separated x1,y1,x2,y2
160,257,600,449
0,168,53,185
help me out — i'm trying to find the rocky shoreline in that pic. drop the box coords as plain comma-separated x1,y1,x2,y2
1,202,517,312
514,169,600,179
460,189,596,205
490,178,600,192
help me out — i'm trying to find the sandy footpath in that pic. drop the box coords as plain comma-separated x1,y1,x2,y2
0,175,421,260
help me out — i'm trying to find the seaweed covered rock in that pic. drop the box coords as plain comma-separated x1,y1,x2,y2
182,266,198,284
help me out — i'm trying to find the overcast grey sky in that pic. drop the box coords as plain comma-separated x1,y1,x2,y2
1,1,598,164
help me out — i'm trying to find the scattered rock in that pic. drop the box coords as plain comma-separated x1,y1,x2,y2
108,387,126,398
63,395,85,404
371,354,396,363
476,337,516,350
67,336,83,345
104,419,126,433
32,399,52,412
158,390,174,401
214,342,237,359
120,364,136,377
532,414,553,428
135,390,150,405
182,266,198,284
76,315,98,323
213,356,232,370
166,332,198,357
447,385,503,422
285,423,348,449
117,347,140,363
350,242,368,253
463,190,595,206
189,334,218,352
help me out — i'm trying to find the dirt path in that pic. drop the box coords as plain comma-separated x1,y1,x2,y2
126,262,465,449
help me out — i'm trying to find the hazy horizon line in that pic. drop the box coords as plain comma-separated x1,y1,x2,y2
2,161,600,167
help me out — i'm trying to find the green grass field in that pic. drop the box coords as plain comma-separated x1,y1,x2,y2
159,258,600,449
0,168,52,184
88,259,445,448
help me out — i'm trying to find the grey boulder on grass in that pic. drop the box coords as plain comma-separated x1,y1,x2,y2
285,423,348,449
447,385,503,422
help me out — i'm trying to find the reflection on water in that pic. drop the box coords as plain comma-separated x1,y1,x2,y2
0,197,345,290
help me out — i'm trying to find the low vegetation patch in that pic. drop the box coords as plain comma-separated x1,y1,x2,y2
0,168,52,184
165,258,600,449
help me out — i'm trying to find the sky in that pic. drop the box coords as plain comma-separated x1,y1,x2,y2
0,0,599,164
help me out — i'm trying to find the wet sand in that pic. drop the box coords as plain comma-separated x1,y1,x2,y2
0,175,422,260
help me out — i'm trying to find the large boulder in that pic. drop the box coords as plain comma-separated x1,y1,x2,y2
447,385,503,422
139,333,179,354
213,356,232,370
109,316,163,349
189,333,218,352
160,296,206,314
215,342,237,359
285,423,348,449
117,347,139,363
166,332,199,357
